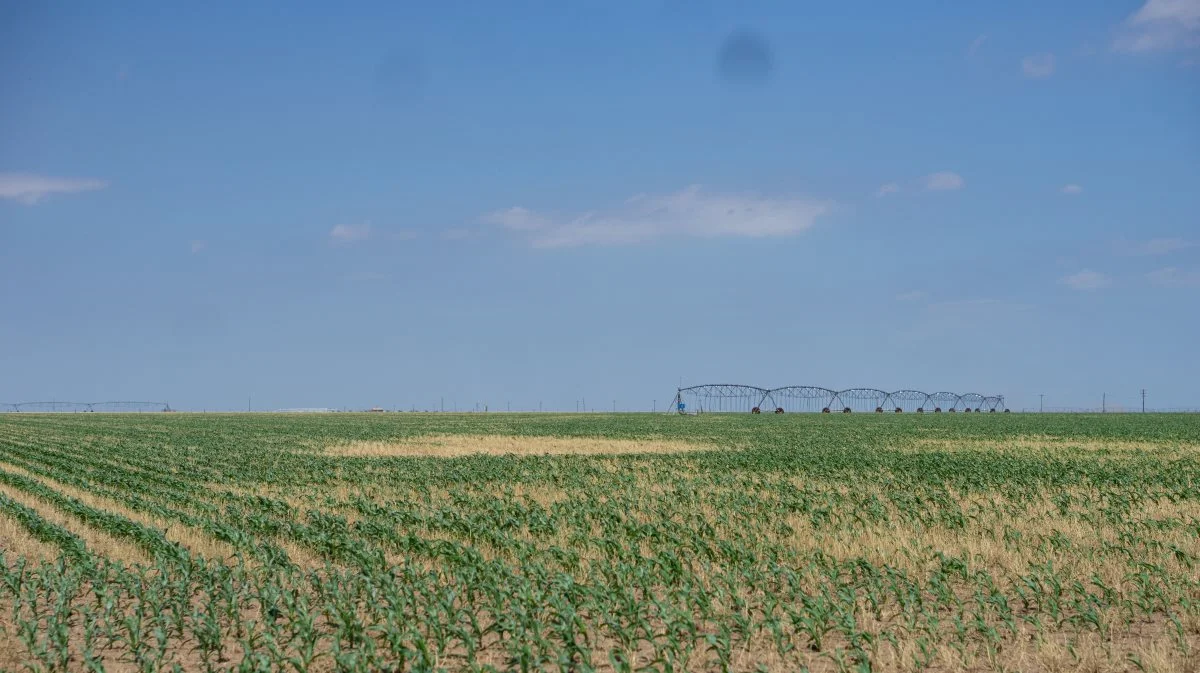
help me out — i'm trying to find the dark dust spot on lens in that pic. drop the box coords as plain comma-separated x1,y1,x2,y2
716,30,773,85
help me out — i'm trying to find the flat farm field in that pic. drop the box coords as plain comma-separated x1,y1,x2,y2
1,412,1198,672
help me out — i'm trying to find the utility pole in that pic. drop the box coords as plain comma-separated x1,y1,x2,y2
612,400,616,413
1102,392,1106,413
539,401,542,412
1039,394,1043,413
653,399,656,413
1141,389,1146,413
248,396,251,413
440,397,444,413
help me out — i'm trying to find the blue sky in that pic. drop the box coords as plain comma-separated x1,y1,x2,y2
2,1,1198,412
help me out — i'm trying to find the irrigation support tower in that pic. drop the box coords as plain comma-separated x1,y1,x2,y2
671,385,1006,414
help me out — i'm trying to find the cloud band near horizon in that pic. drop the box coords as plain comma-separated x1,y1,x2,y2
482,185,834,248
0,173,108,205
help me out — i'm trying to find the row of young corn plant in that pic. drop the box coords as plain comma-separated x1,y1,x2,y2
1,412,1197,671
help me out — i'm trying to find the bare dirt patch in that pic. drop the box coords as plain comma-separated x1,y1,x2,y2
326,434,719,458
0,482,150,565
909,434,1200,456
0,460,239,563
0,510,59,563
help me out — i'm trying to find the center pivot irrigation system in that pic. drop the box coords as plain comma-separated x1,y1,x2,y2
671,385,1006,414
1,401,173,413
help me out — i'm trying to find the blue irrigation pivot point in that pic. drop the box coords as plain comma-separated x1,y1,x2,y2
678,402,686,411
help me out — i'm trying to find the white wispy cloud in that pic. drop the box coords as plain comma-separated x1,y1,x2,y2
1147,266,1200,287
968,34,988,56
480,207,551,231
1114,0,1200,52
482,185,833,248
0,172,108,205
329,222,371,243
190,240,207,254
1061,269,1111,290
1060,184,1084,195
923,172,965,191
896,290,926,301
874,183,900,197
1021,53,1056,78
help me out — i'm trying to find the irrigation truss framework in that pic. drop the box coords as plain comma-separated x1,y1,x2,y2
0,401,172,413
671,385,1006,414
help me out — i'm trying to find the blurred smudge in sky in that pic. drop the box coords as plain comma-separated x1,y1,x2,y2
716,30,774,85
